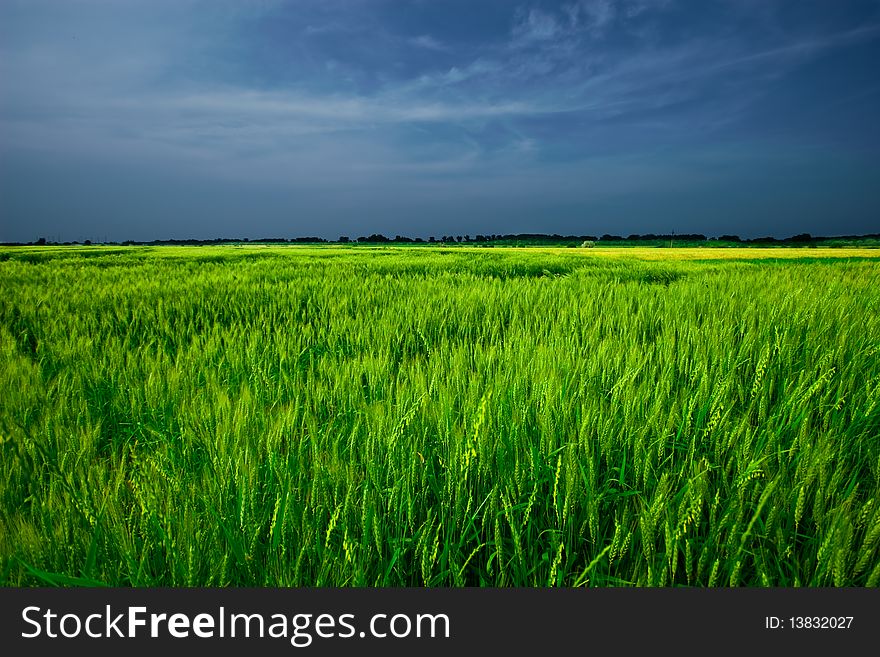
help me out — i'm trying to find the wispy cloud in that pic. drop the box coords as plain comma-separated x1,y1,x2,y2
574,0,617,35
408,34,448,51
624,0,673,19
558,0,673,37
512,8,563,44
4,6,876,185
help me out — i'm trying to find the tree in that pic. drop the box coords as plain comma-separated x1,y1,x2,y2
358,233,391,243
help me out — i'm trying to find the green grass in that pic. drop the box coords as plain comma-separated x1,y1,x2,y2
1,245,879,587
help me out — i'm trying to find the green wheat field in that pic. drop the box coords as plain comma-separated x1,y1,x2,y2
1,245,879,587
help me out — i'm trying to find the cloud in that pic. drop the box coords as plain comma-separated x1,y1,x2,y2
2,0,879,236
408,34,448,51
579,0,616,34
4,4,873,192
511,8,562,44
562,0,671,37
624,0,673,19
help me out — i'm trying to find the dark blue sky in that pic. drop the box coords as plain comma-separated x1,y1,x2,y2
1,0,879,241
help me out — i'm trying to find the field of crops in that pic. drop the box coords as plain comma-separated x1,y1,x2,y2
1,245,879,587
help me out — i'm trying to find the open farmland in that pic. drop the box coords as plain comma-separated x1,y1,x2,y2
1,245,879,586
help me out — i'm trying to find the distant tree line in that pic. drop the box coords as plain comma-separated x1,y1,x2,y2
6,232,880,247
